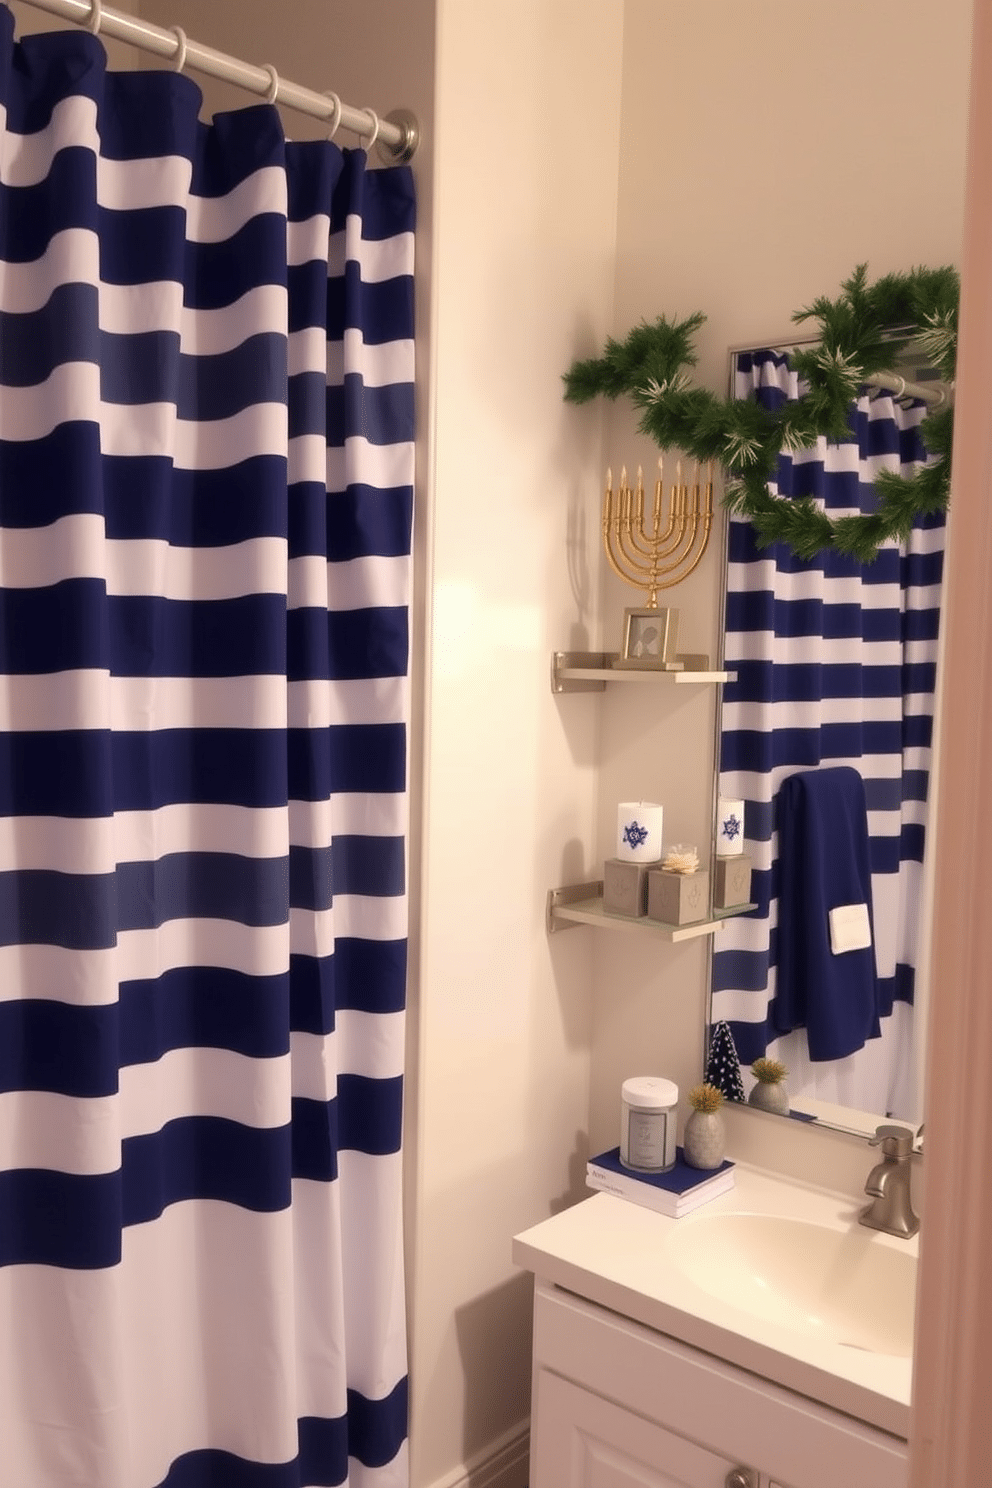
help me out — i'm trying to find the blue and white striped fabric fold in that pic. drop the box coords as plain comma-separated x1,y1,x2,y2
711,350,943,1115
0,14,413,1487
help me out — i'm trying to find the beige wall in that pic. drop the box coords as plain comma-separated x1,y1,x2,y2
588,0,974,1178
615,0,973,390
417,7,623,1484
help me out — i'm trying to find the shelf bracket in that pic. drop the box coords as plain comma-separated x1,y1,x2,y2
550,650,612,694
547,880,604,933
551,650,730,692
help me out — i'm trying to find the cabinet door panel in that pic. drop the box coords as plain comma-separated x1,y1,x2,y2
532,1279,909,1488
534,1368,747,1488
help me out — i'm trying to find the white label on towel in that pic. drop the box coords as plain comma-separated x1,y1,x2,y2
829,902,872,954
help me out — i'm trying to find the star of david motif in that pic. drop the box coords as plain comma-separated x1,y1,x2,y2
622,820,649,851
721,813,742,842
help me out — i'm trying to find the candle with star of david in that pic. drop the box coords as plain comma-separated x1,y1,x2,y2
716,797,745,857
616,802,664,863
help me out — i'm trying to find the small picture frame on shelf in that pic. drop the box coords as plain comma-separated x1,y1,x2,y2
614,607,684,671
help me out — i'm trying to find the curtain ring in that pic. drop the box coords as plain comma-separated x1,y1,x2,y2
86,0,102,35
262,64,280,106
359,108,380,151
322,90,342,141
170,26,187,74
894,375,906,398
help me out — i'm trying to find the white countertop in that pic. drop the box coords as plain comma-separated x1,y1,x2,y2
512,1163,915,1439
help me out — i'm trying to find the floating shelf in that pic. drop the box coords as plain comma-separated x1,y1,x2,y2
546,881,756,942
551,650,735,694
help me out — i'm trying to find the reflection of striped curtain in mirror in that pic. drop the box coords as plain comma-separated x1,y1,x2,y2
711,350,944,1119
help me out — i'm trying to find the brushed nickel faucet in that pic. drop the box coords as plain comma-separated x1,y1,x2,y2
858,1124,920,1238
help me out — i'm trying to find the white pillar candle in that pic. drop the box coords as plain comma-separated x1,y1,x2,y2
716,797,745,856
616,801,664,863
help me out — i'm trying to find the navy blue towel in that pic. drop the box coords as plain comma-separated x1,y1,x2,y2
772,766,880,1061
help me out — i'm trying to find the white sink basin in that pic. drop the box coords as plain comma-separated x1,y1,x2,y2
514,1165,917,1436
664,1212,916,1357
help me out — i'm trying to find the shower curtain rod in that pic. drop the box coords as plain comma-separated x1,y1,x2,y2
734,337,951,407
864,370,948,407
730,336,951,408
13,0,420,161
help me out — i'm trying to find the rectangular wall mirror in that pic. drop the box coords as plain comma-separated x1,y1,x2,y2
706,336,948,1137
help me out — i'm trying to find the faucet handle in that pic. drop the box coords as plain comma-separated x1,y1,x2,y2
869,1123,915,1157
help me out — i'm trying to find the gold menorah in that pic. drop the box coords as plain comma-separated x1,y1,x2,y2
603,457,714,606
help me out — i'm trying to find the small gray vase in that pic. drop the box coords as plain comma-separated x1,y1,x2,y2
683,1109,726,1169
748,1080,790,1116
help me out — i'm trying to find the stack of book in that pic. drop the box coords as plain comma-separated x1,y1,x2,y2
586,1146,735,1218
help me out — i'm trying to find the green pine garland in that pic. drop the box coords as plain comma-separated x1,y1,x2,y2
564,264,958,563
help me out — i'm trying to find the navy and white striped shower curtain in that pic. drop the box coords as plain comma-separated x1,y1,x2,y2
711,350,943,1117
0,15,412,1488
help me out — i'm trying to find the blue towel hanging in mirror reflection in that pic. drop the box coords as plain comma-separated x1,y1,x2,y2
772,766,881,1060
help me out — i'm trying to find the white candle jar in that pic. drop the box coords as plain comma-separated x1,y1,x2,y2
716,797,745,856
616,801,664,863
619,1076,678,1172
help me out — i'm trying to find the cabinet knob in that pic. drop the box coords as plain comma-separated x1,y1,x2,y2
725,1471,757,1488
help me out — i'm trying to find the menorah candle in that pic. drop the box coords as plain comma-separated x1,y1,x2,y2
716,797,745,857
616,801,664,863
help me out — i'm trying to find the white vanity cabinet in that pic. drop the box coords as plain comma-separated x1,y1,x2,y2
514,1180,914,1488
528,1280,908,1488
535,1365,741,1486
